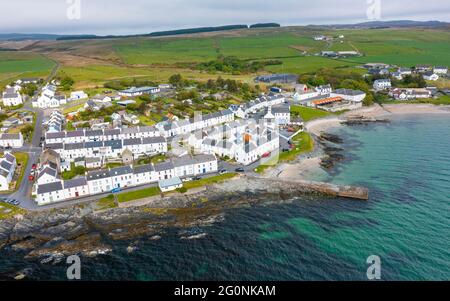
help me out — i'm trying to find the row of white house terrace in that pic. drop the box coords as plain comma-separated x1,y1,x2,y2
45,125,161,144
44,136,167,162
156,109,235,138
35,154,218,205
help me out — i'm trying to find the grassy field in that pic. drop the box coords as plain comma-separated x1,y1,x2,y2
291,105,332,122
117,186,161,203
0,51,55,87
183,173,238,190
3,27,450,91
255,132,314,173
0,202,26,220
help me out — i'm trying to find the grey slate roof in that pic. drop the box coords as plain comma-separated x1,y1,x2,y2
172,155,196,167
87,170,111,181
123,138,141,146
45,143,64,150
194,154,216,164
46,132,66,139
109,166,133,177
64,142,84,150
37,181,63,194
104,140,122,150
154,161,174,172
133,164,154,174
66,130,85,138
85,130,103,137
64,177,87,189
143,136,166,144
85,141,103,148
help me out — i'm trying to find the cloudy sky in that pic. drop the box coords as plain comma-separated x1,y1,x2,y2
1,0,449,35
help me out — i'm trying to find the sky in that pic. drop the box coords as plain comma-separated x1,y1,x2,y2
1,0,449,35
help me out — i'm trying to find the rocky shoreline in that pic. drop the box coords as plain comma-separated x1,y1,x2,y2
0,176,346,264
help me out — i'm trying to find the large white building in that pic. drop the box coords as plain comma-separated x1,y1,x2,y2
0,153,16,191
33,85,67,109
373,79,392,91
2,87,23,107
0,133,24,148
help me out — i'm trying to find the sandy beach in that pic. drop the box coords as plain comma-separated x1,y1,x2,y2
278,103,450,179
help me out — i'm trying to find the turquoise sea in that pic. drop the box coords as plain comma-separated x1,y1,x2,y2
1,114,449,280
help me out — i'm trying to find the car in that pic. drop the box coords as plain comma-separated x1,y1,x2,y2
219,169,228,175
11,200,19,206
40,137,45,141
32,164,37,170
235,167,245,173
262,152,271,158
28,175,35,181
193,176,202,181
39,142,43,147
282,148,290,152
182,177,193,182
111,187,121,193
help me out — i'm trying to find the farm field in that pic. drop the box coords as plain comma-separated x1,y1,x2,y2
2,27,450,90
0,51,55,86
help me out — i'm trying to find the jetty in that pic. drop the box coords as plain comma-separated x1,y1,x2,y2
341,115,390,125
248,177,369,201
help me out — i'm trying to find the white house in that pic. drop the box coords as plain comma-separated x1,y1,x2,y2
315,84,333,95
91,95,112,103
264,105,291,125
36,166,60,185
433,66,448,75
63,177,90,200
0,153,16,191
331,89,366,103
87,170,113,194
294,89,320,102
0,133,24,148
118,86,160,97
158,177,183,192
373,79,392,91
36,181,65,205
109,166,134,189
2,88,23,107
423,72,439,81
70,91,88,101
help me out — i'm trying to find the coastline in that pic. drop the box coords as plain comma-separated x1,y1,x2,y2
277,103,450,180
1,103,449,267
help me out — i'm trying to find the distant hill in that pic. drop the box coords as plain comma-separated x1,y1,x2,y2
0,33,62,41
1,20,448,41
56,25,249,41
249,23,281,29
324,20,450,29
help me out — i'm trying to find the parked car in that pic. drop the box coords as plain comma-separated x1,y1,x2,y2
182,177,193,182
262,152,271,158
219,169,228,175
282,148,290,152
235,167,245,173
28,175,35,181
32,164,37,170
11,200,19,206
193,176,202,181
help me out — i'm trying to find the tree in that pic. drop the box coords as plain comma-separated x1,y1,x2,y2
169,74,183,87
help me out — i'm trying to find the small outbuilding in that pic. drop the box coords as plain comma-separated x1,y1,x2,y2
158,177,183,192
